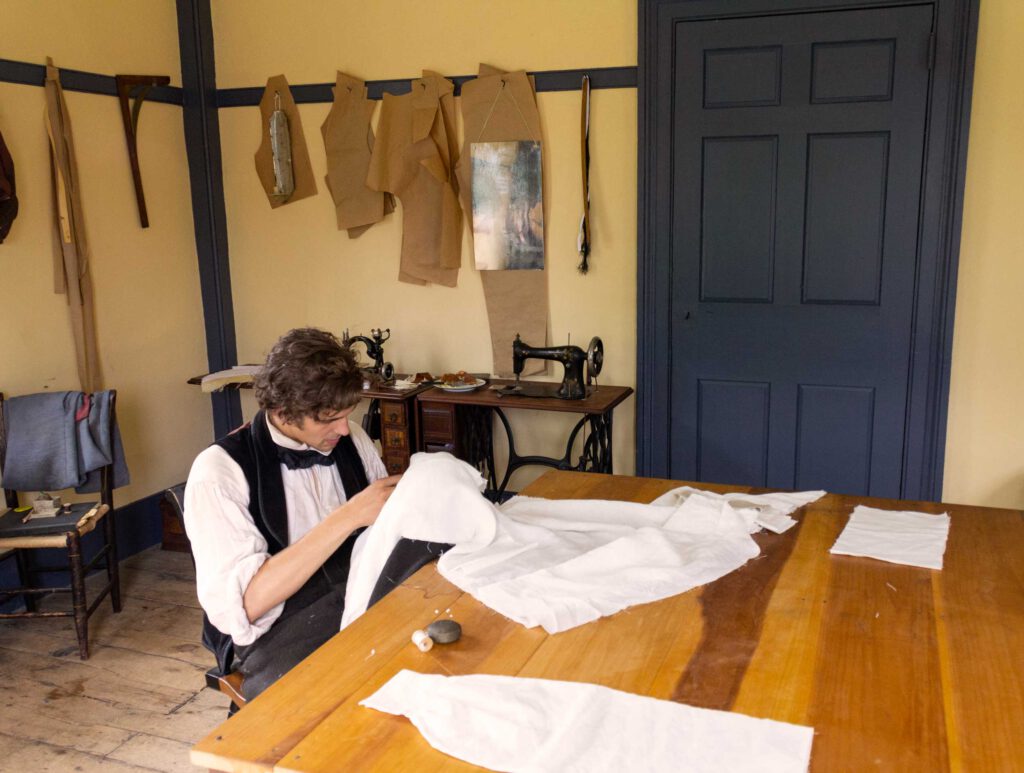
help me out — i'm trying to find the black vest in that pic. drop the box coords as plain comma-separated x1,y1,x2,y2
202,411,369,673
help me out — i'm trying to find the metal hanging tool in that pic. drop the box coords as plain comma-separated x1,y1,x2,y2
269,91,295,203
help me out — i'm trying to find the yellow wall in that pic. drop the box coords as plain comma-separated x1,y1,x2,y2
942,0,1024,508
0,1,212,507
212,1,638,489
3,0,1018,511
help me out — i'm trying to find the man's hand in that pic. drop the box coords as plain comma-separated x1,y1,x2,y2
242,474,401,623
334,474,402,529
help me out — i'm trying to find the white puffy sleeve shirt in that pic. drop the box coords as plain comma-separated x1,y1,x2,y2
183,415,388,646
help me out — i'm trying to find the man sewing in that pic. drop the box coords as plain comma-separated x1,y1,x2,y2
184,327,434,702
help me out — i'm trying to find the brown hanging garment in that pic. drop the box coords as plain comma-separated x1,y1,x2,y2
366,71,461,286
457,64,549,376
321,71,394,237
0,128,18,243
44,58,102,392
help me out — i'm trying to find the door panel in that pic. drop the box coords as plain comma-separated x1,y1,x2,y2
668,6,932,496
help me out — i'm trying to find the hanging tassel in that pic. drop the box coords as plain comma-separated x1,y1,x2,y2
577,74,592,274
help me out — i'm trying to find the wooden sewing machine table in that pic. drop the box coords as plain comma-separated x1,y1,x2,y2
190,471,1024,772
417,381,633,494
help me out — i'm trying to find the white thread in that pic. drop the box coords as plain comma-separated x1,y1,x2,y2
412,629,434,652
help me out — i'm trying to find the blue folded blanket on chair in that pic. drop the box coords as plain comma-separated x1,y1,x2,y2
1,390,130,493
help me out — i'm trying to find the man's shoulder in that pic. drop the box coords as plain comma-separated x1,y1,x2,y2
188,443,247,489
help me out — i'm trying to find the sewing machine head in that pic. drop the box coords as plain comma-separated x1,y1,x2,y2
342,327,394,383
511,334,604,400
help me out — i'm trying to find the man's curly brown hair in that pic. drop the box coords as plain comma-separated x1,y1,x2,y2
253,328,363,424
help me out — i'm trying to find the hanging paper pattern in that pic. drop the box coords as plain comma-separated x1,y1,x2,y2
254,75,317,208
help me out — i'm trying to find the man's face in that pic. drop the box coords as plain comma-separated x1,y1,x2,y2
274,405,356,452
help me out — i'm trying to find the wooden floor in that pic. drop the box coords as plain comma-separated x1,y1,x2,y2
0,547,228,772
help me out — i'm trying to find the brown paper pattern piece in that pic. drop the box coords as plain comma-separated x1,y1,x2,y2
321,72,393,236
254,75,317,208
458,65,548,376
366,72,461,285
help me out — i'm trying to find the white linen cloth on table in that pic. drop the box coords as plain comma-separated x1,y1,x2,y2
342,452,762,634
361,669,814,773
649,485,826,534
829,504,951,570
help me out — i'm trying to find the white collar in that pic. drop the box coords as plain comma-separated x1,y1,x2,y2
264,413,332,455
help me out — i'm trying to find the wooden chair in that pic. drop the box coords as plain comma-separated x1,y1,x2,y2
161,484,247,713
0,391,122,659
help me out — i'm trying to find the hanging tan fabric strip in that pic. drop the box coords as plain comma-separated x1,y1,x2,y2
44,58,102,393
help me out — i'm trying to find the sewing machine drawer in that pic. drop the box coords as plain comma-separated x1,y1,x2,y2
382,403,406,426
382,426,407,449
383,452,409,475
420,403,455,440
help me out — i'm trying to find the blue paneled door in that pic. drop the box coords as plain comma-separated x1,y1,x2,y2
669,6,933,496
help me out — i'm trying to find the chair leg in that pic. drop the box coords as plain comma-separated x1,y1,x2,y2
67,532,89,660
104,507,122,613
14,549,37,613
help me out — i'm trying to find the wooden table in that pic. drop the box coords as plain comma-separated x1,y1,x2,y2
418,381,633,494
191,471,1024,772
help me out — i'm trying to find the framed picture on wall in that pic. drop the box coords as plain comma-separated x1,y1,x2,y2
471,140,544,271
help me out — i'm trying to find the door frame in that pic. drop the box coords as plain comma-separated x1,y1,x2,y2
636,0,980,500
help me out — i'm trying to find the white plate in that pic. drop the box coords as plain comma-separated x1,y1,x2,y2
436,378,486,392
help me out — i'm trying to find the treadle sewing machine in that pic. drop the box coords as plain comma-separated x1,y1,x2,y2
496,334,605,400
417,333,630,496
342,327,407,452
342,327,395,383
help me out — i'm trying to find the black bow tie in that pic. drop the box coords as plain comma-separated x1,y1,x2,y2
278,447,335,470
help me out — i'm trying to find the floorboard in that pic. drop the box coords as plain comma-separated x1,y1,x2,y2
0,547,229,772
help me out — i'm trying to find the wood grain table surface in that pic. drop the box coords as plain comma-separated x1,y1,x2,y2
191,471,1024,772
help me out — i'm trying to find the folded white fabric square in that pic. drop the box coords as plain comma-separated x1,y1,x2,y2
829,505,950,570
361,669,814,773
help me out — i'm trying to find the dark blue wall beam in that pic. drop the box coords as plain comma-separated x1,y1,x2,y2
0,58,182,104
217,65,637,107
2,58,633,107
176,0,242,437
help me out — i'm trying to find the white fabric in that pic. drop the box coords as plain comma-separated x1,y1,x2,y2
342,453,760,634
361,670,814,773
184,415,387,645
649,485,825,534
830,505,950,570
341,452,498,629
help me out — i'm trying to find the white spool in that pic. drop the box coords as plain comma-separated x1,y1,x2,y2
411,629,434,652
